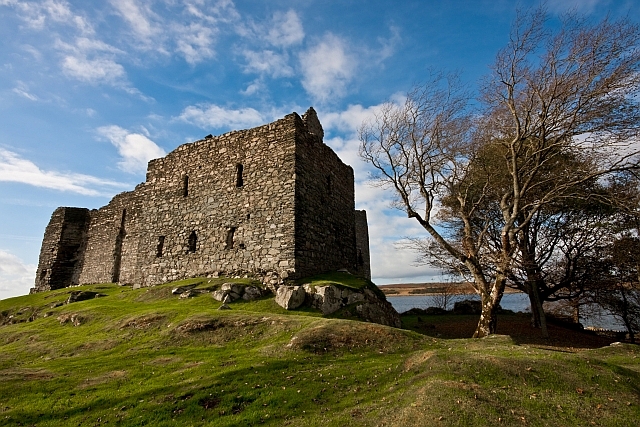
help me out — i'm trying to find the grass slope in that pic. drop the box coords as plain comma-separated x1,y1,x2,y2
0,279,639,426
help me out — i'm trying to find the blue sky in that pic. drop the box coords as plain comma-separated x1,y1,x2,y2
1,0,639,299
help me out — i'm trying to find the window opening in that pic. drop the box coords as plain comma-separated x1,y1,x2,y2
225,227,236,249
246,213,251,220
157,236,165,257
326,175,332,195
235,164,244,187
188,230,197,253
183,175,189,197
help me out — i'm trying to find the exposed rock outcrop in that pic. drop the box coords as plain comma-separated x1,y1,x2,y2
274,282,401,328
275,286,306,310
211,284,266,303
66,291,106,304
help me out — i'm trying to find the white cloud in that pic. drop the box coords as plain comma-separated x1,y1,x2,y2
97,125,166,174
12,81,38,101
54,37,137,89
22,44,43,60
322,104,384,134
299,33,356,103
109,0,239,63
174,22,216,64
2,2,135,89
62,55,126,83
241,79,265,96
109,0,159,42
177,104,265,130
6,0,93,33
0,250,36,300
0,148,128,195
242,49,293,78
376,25,401,63
266,10,304,47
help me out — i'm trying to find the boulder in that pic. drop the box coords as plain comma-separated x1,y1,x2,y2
179,290,195,299
354,300,402,328
304,285,342,314
424,307,447,315
242,286,263,301
221,283,244,295
453,299,482,315
212,290,227,302
275,286,306,310
301,284,400,327
66,291,106,304
172,284,198,295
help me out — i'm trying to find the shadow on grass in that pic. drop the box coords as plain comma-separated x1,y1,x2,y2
401,313,622,350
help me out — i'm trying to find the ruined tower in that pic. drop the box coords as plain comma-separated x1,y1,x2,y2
32,108,370,292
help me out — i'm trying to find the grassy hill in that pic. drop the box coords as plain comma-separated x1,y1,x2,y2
0,278,639,426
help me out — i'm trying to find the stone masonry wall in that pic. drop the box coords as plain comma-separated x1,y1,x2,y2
294,110,358,277
32,207,90,292
135,114,298,285
33,108,370,290
354,210,371,280
78,190,143,284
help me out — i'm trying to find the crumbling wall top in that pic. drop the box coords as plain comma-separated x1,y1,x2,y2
301,107,324,142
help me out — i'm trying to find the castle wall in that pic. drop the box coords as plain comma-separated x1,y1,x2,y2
32,207,90,292
293,111,358,277
354,210,371,280
135,114,298,285
33,108,370,290
77,191,143,284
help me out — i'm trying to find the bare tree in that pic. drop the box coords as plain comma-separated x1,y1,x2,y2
430,282,462,311
360,8,640,337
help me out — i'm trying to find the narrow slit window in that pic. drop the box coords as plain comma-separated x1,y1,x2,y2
235,164,243,187
225,227,236,249
183,175,189,197
157,236,165,257
188,231,197,253
326,175,332,195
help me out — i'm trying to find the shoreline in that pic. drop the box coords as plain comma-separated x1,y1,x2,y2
378,283,524,297
382,291,525,297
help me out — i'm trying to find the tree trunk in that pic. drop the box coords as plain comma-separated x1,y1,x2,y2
530,284,549,338
473,292,500,337
525,282,549,338
620,290,636,343
572,301,580,324
528,291,541,328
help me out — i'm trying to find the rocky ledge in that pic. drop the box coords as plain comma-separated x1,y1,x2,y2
168,275,401,328
274,283,401,328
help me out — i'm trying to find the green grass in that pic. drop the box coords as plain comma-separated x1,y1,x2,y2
0,279,639,426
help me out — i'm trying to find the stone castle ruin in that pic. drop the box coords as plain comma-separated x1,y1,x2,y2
32,108,371,293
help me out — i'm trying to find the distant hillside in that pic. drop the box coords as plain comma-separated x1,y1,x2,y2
378,282,476,295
